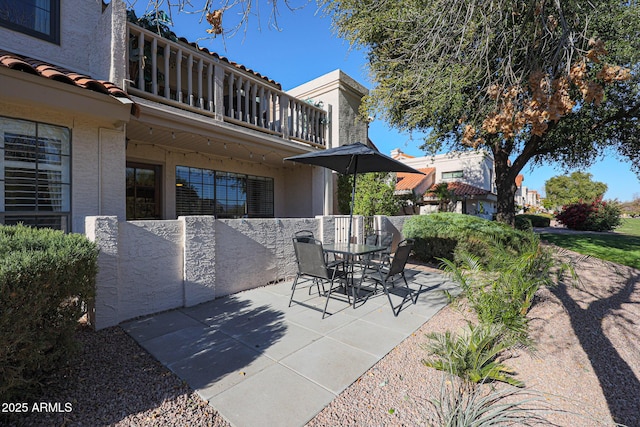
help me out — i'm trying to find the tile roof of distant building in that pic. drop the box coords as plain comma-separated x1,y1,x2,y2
426,181,491,197
0,49,139,116
396,168,435,191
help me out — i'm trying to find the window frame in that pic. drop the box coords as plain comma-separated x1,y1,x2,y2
0,0,61,44
126,162,163,220
176,165,274,219
441,170,464,180
1,116,71,231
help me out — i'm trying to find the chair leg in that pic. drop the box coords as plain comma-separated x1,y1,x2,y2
289,274,300,307
400,273,418,305
322,280,334,318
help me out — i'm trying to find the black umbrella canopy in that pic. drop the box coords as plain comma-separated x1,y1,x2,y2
285,142,425,243
284,142,424,175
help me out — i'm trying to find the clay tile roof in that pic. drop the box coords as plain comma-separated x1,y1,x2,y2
0,49,139,117
515,174,524,187
427,181,490,197
396,168,435,191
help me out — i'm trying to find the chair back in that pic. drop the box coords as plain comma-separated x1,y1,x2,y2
387,239,413,278
293,238,330,279
294,230,315,243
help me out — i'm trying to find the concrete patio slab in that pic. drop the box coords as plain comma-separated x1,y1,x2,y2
209,364,335,427
123,267,458,427
328,319,407,358
280,336,380,395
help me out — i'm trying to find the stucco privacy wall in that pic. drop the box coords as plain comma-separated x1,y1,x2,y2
87,215,323,329
86,215,412,330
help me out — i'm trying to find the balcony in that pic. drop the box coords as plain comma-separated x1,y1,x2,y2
126,22,327,148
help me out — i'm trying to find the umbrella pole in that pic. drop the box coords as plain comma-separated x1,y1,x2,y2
347,157,358,245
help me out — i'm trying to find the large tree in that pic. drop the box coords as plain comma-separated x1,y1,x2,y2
544,171,608,210
323,0,640,224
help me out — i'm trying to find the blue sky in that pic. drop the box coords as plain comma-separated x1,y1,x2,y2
136,2,640,202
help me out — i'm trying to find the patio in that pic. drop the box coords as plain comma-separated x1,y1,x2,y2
122,264,459,427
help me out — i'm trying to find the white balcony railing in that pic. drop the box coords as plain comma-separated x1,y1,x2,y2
126,23,327,147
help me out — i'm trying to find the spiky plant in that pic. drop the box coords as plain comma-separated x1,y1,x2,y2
422,323,523,387
428,374,552,426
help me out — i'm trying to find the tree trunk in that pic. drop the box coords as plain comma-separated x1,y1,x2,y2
493,148,518,226
495,175,517,225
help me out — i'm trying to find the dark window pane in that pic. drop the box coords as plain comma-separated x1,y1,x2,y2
0,0,59,43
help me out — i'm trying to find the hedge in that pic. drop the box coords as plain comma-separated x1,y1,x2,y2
403,213,534,265
515,214,551,230
0,225,97,401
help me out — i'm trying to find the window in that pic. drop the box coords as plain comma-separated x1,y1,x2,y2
176,166,215,216
126,163,162,220
0,0,60,44
176,166,274,218
0,116,70,231
441,170,464,180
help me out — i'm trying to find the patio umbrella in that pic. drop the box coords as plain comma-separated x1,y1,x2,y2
285,142,425,243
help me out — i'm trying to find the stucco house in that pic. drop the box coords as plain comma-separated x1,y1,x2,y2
392,148,498,217
515,174,542,212
0,0,369,234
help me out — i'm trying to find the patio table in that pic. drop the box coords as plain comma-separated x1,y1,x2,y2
322,243,386,308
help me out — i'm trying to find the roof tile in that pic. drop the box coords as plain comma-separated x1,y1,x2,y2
0,49,139,116
396,168,435,191
426,181,491,197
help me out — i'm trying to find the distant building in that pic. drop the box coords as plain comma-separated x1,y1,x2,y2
514,174,542,212
392,149,497,218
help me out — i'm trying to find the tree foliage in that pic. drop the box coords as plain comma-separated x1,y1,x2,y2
323,0,640,224
544,171,608,210
337,172,399,216
428,182,456,212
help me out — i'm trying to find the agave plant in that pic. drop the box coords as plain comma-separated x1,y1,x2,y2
422,323,523,387
428,374,552,426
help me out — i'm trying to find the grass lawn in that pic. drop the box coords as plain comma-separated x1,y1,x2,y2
539,218,640,269
616,217,640,236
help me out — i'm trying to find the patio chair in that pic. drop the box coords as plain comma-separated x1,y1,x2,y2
293,229,315,243
289,238,349,318
361,231,394,272
368,239,418,316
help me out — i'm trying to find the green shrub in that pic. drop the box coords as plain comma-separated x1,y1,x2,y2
515,214,551,229
514,216,533,231
0,225,97,401
556,197,622,231
403,213,533,265
441,235,556,342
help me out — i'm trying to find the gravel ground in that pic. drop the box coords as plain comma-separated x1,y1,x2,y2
4,250,639,427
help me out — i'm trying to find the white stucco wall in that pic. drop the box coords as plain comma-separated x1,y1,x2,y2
126,142,313,219
0,0,104,75
118,219,185,319
399,150,495,192
288,69,368,149
87,215,332,329
0,94,127,233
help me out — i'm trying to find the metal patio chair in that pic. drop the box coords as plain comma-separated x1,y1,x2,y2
368,239,418,316
289,238,348,318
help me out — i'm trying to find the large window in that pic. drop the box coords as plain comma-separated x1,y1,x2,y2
0,0,60,43
0,117,70,230
126,163,162,220
176,166,274,218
